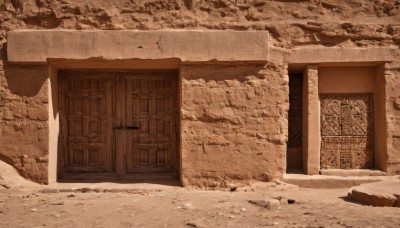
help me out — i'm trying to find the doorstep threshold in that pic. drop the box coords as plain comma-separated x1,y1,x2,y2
282,173,399,189
44,173,181,193
319,169,386,177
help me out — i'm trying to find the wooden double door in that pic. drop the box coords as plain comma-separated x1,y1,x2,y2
58,70,178,177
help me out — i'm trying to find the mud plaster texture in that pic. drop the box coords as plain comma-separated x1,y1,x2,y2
0,0,400,185
0,63,49,184
181,63,288,187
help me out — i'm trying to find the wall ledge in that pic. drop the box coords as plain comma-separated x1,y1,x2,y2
7,30,269,64
287,47,399,64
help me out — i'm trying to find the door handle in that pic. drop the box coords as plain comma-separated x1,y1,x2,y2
126,126,140,130
113,126,140,130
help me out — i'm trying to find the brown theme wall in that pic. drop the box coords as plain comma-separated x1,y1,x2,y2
0,63,49,183
180,63,288,187
0,0,400,184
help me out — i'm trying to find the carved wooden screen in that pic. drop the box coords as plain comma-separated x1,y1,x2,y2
60,72,114,173
320,93,374,169
121,73,177,174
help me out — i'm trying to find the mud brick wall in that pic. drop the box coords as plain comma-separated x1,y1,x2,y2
0,0,400,185
181,63,288,187
385,63,400,175
0,62,49,184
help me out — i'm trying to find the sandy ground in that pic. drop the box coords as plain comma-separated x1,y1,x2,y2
1,182,400,228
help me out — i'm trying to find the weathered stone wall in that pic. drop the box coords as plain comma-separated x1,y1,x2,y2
0,0,399,185
181,63,288,187
1,0,399,48
0,62,49,184
385,63,400,174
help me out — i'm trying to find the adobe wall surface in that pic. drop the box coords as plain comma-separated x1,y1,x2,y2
0,63,49,183
0,0,400,185
318,67,376,93
180,63,288,187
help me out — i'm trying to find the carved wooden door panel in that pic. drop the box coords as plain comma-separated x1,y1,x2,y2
118,72,177,174
320,94,374,169
60,72,114,173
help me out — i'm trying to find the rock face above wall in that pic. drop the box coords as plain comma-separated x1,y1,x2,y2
0,0,399,49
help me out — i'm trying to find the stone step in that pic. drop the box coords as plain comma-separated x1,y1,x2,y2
282,173,397,189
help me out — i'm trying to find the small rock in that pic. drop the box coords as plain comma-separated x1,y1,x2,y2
273,196,290,205
292,10,307,19
241,208,246,212
52,202,65,205
394,98,400,110
181,202,194,210
67,194,75,198
393,194,400,207
31,208,38,212
41,189,59,194
80,188,93,193
186,219,207,228
248,198,280,210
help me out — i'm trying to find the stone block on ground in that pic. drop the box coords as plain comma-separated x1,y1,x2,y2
347,178,400,207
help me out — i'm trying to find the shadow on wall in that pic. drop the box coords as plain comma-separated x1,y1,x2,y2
0,153,14,166
182,63,277,82
2,67,47,97
0,44,49,184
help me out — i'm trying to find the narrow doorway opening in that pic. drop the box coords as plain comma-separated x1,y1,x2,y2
286,73,303,173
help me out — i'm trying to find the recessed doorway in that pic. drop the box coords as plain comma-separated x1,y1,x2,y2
287,73,303,172
57,70,179,179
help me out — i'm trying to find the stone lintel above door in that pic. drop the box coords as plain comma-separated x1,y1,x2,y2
7,30,269,64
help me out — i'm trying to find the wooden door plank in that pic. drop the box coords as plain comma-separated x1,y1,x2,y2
59,71,115,174
122,71,178,174
106,79,114,172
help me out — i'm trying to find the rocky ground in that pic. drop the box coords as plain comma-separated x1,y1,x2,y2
0,182,400,227
1,161,400,227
